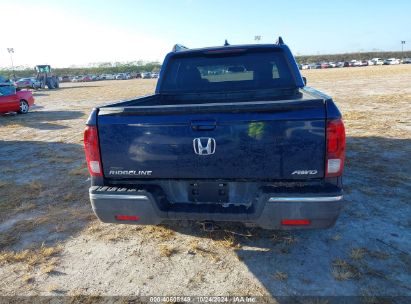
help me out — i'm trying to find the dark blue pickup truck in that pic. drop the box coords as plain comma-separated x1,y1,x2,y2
84,38,346,230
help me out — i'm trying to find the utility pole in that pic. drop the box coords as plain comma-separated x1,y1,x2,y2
401,41,406,58
7,48,15,80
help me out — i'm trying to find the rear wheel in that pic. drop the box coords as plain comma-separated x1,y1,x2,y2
18,100,29,114
47,79,55,89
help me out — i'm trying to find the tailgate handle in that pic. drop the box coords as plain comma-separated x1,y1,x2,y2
191,120,216,131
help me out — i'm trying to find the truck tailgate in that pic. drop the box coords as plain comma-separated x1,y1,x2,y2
97,99,326,180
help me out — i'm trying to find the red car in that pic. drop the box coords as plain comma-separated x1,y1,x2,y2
321,62,331,69
0,85,35,114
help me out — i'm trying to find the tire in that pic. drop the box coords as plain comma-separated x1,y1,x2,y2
18,100,29,114
47,79,55,89
54,78,60,88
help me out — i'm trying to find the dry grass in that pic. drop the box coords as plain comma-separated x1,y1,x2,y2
63,192,78,202
46,284,62,293
0,244,62,266
0,234,19,249
331,259,360,281
216,235,241,249
331,234,342,241
22,274,35,284
158,244,178,257
350,248,367,260
0,202,93,249
14,203,37,213
69,165,88,176
273,271,288,281
368,250,390,260
86,222,142,242
0,167,14,174
85,221,104,234
188,239,203,253
188,240,221,262
41,259,58,275
142,225,175,240
0,181,43,221
188,271,206,286
0,180,9,188
27,181,43,191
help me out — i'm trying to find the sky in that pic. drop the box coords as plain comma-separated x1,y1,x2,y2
1,0,410,68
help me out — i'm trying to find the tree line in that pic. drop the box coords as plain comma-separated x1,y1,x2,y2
0,61,162,79
1,50,411,79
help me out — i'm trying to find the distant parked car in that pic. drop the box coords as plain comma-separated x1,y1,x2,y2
104,74,115,80
60,76,71,82
135,72,142,78
383,58,400,65
328,62,336,68
141,72,152,79
350,60,362,67
320,62,330,69
0,84,35,114
299,63,310,70
116,73,126,80
14,78,39,89
151,72,159,78
91,75,100,81
82,76,92,82
402,58,411,64
371,58,384,65
71,76,83,82
361,60,369,66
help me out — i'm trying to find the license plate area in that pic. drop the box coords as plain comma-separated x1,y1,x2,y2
188,182,228,204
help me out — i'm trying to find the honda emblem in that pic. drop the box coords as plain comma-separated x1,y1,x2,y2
193,138,216,155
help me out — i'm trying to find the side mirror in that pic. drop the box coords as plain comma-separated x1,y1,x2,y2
302,77,307,86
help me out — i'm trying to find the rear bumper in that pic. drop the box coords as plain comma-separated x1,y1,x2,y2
89,186,343,230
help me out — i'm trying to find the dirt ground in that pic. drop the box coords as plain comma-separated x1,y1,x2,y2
0,65,410,299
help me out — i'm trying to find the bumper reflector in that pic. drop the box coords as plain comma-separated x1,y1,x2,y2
115,215,140,221
281,219,311,226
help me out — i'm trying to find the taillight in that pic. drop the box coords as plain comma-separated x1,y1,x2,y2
281,219,311,226
83,126,102,176
326,119,346,177
115,215,140,221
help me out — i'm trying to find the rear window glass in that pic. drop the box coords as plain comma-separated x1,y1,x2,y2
161,50,296,93
0,86,16,96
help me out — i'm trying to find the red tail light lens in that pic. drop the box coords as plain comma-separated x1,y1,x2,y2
281,219,311,226
115,215,140,221
326,119,346,177
84,126,102,176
